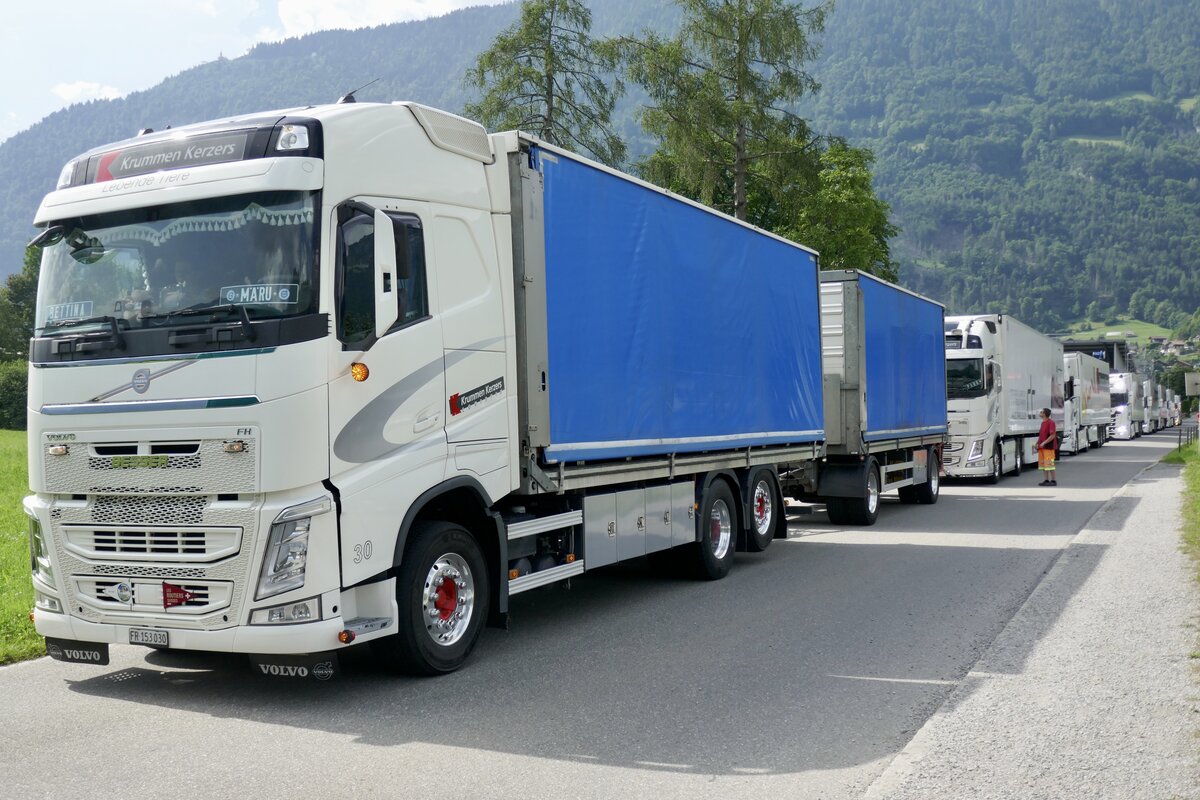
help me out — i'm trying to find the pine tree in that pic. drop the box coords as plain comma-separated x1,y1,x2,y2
464,0,626,166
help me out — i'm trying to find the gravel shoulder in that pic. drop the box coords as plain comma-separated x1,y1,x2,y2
864,461,1200,800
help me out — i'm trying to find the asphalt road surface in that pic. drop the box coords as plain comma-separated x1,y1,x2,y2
0,433,1182,799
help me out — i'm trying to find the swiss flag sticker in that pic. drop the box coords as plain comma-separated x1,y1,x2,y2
162,582,195,609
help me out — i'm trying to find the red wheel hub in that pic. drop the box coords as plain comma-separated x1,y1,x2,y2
756,493,768,523
433,579,458,621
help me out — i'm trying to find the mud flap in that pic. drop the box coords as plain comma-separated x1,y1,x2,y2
45,637,109,666
249,652,339,681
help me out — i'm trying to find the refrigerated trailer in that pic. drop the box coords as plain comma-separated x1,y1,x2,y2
23,101,940,678
1143,378,1160,434
943,315,1064,481
1062,351,1110,454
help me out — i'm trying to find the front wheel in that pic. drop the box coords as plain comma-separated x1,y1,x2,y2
828,458,881,526
915,449,940,504
373,521,489,675
986,442,1002,485
689,480,737,580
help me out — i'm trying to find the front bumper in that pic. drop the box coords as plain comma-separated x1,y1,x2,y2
33,594,347,655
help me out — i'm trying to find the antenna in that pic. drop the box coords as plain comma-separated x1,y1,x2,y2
337,78,381,104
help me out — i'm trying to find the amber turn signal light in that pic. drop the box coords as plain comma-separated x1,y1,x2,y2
350,362,369,382
338,629,356,644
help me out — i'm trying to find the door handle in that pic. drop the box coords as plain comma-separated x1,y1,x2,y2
413,410,441,434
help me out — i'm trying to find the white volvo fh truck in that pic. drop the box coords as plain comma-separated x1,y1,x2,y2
943,315,1063,481
28,100,946,678
1108,372,1144,440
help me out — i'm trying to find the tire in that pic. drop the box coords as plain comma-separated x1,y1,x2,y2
837,458,881,526
986,442,1002,485
372,521,489,676
689,480,738,580
915,449,940,504
1010,445,1022,476
743,471,778,552
897,484,919,504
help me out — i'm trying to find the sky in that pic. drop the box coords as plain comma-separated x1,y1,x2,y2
0,0,508,144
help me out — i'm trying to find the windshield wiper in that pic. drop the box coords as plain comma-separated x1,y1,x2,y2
43,315,125,353
152,303,256,342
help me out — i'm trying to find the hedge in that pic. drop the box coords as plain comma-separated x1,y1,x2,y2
0,361,27,430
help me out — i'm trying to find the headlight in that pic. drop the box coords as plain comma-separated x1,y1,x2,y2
28,514,53,585
250,596,321,625
56,159,79,189
34,589,62,614
276,124,309,151
256,497,331,600
966,438,985,462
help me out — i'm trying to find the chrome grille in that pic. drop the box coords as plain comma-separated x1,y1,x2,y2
74,577,232,615
91,495,208,525
44,436,257,494
63,525,241,562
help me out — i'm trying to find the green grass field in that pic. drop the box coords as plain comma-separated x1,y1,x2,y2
1180,96,1199,113
1065,135,1131,150
1060,317,1173,346
0,430,41,664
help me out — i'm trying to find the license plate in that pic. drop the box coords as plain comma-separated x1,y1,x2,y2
129,628,169,648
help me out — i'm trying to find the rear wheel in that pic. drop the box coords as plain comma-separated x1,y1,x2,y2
689,480,737,580
372,521,489,675
744,471,778,552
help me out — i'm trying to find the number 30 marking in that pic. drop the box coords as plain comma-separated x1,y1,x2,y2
353,540,373,564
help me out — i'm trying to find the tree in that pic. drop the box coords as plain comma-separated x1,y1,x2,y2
463,0,626,166
622,0,831,222
785,142,899,280
0,247,40,361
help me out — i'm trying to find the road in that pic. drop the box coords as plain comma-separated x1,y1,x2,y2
0,433,1184,799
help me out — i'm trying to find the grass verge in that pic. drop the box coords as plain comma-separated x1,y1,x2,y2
0,430,41,665
1163,441,1200,584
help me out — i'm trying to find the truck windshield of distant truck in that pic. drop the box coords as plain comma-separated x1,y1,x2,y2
946,357,987,399
34,190,317,344
1111,392,1128,406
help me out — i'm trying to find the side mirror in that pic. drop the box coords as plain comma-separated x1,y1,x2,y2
373,209,400,339
1064,378,1075,401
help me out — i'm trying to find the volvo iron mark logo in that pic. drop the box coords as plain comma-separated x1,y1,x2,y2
131,369,151,394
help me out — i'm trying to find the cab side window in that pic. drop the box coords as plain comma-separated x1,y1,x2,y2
389,213,429,326
336,206,375,345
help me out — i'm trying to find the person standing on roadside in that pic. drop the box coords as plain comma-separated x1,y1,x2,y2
1037,407,1058,486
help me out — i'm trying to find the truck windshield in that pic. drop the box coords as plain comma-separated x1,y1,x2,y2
34,191,317,336
946,358,986,399
1111,392,1129,406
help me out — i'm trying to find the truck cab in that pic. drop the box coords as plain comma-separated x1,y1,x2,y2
943,316,1006,478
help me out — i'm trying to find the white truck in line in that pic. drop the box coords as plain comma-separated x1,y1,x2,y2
1061,351,1110,454
1142,378,1160,434
1108,373,1143,440
23,100,945,678
943,314,1064,481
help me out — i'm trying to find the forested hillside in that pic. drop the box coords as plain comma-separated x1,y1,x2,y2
1,0,1197,331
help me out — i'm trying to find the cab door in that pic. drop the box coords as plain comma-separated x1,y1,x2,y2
327,198,445,587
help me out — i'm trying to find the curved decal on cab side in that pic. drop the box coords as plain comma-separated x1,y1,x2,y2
333,359,446,464
333,337,506,464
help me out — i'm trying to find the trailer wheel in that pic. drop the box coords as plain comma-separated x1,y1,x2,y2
744,471,778,552
690,480,737,580
915,449,940,504
372,521,489,675
986,442,1002,485
828,458,880,526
